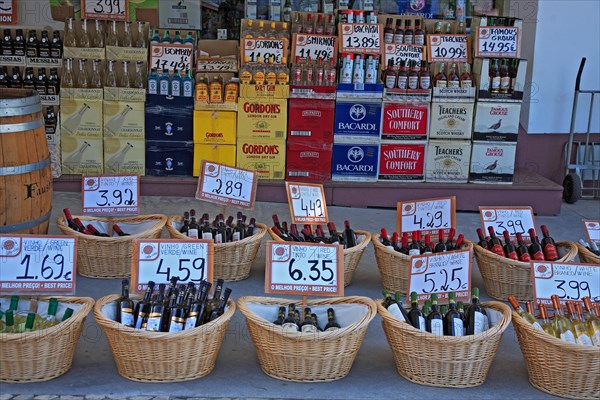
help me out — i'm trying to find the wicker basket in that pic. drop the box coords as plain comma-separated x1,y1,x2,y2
372,235,474,293
0,296,95,383
94,294,236,382
474,241,578,301
237,296,377,382
266,228,372,287
575,242,600,264
57,214,167,279
512,311,600,399
378,300,512,388
166,217,267,281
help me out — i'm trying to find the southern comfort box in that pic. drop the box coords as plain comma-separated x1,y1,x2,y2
381,102,430,141
429,101,475,140
425,140,472,183
378,142,426,182
469,141,517,184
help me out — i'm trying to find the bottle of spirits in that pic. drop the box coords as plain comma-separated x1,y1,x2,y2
419,60,430,89
13,29,25,57
403,20,414,44
447,63,460,88
158,70,170,96
500,59,511,93
393,19,404,45
352,55,364,84
414,19,425,45
460,62,472,88
209,74,224,103
116,279,135,327
134,282,155,329
382,59,396,89
265,56,278,85
303,14,314,34
170,69,182,97
434,62,447,87
277,57,290,85
383,18,394,43
466,287,488,335
490,58,501,93
26,30,38,57
2,28,13,55
253,56,266,85
426,294,444,335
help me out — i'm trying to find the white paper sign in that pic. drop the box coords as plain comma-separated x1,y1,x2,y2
583,220,600,245
480,206,536,241
340,23,382,54
82,175,139,215
476,26,520,58
532,261,600,305
242,39,285,64
0,235,77,295
427,34,470,62
286,182,329,224
196,161,258,209
383,43,425,68
150,43,194,73
82,0,128,21
293,34,336,62
397,196,456,236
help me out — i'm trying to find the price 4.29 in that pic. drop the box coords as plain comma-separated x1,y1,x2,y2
413,211,448,230
155,257,206,282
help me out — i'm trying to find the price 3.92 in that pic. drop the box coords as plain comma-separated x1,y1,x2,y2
96,188,135,207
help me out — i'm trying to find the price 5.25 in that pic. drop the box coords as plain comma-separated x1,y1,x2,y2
155,257,206,282
288,258,335,283
421,267,466,293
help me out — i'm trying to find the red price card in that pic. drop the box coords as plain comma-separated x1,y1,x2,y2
286,182,328,225
82,175,139,215
196,161,258,209
82,0,129,21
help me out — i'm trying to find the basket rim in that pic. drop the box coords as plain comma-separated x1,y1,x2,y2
166,216,268,248
266,227,372,254
473,241,578,269
93,293,236,338
57,214,168,241
575,242,600,262
372,234,474,257
237,295,377,340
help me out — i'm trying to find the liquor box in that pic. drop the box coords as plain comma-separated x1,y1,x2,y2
288,98,335,143
286,140,333,182
103,138,146,176
473,101,522,141
378,142,426,182
193,144,237,177
193,110,237,144
103,101,145,139
429,101,475,140
239,84,290,100
105,21,150,62
0,27,64,67
236,138,287,180
333,99,382,143
472,58,528,101
103,60,148,102
48,143,62,179
61,137,103,175
194,73,239,111
159,0,202,30
237,98,288,140
469,141,517,184
59,98,103,138
62,20,106,60
425,140,472,183
145,140,194,177
331,142,379,182
335,83,384,99
145,94,194,142
381,102,430,141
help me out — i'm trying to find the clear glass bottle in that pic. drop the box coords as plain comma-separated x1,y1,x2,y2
79,20,91,48
62,58,75,89
76,58,89,88
90,59,103,89
122,22,133,47
105,60,118,88
132,61,145,89
64,18,77,48
106,21,119,47
93,20,105,48
551,295,576,344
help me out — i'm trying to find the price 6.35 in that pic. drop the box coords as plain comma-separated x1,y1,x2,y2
555,280,592,301
421,267,466,293
288,258,334,283
155,257,205,282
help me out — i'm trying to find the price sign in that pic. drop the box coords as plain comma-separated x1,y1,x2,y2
397,196,456,237
476,26,520,58
427,34,471,63
480,206,536,241
382,43,425,69
242,39,285,64
82,0,129,21
532,261,600,305
265,241,344,296
196,161,258,209
292,34,337,62
131,239,213,294
339,23,382,55
0,0,18,24
82,175,139,215
286,182,328,225
407,248,472,304
583,220,600,245
150,43,194,73
0,235,77,295
196,57,238,73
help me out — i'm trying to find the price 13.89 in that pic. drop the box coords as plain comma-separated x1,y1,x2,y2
344,36,380,49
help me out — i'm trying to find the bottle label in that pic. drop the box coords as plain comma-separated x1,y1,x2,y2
435,79,447,88
281,322,299,332
447,80,460,88
146,316,161,331
429,318,443,335
393,34,404,44
240,70,253,84
202,232,213,240
385,75,396,89
384,32,394,43
408,248,420,256
341,68,353,84
473,311,487,334
195,84,209,102
461,79,472,88
404,36,414,45
419,76,430,89
543,244,559,260
560,330,576,344
325,326,340,332
387,303,405,322
397,76,408,89
365,70,376,84
491,77,501,89
506,250,518,260
184,316,197,330
532,321,543,331
519,253,532,262
418,315,426,331
491,244,504,257
253,71,265,85
277,71,289,85
576,333,593,346
500,76,511,89
453,317,464,336
148,79,158,95
188,228,199,239
215,233,223,244
266,71,277,85
120,310,134,327
134,312,145,329
168,320,184,333
532,250,545,261
301,324,317,333
183,81,193,97
415,35,425,45
408,76,419,89
232,232,241,242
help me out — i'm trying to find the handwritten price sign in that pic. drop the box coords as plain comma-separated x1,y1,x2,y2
196,161,258,209
382,43,425,69
150,43,194,73
427,34,470,63
532,261,600,305
131,239,213,294
0,235,77,295
476,26,520,58
397,196,456,237
242,39,285,64
480,206,536,241
339,23,382,55
82,0,129,21
265,241,344,296
196,58,238,73
286,182,328,225
583,220,600,245
407,248,471,304
82,175,139,215
292,34,337,63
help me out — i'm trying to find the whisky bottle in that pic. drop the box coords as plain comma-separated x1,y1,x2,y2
403,20,413,44
460,63,472,88
434,62,447,87
393,19,404,44
26,30,38,57
414,19,425,45
490,58,501,93
500,59,510,93
447,63,460,88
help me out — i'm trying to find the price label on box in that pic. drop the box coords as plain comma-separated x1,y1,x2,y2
82,175,139,215
131,239,213,294
286,182,328,225
583,220,600,245
480,206,536,241
382,43,425,69
397,196,456,236
150,43,194,73
242,38,286,64
196,161,258,209
427,34,471,63
476,26,520,58
265,241,344,296
196,58,238,73
0,235,77,295
292,34,337,62
407,248,471,304
339,23,382,55
531,261,600,305
82,0,129,21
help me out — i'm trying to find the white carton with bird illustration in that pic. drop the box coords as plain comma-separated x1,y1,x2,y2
473,101,521,141
469,141,516,184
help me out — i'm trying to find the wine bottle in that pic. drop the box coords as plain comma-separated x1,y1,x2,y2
246,217,256,239
282,304,300,332
487,226,505,257
422,235,434,254
407,291,426,331
434,229,447,253
551,295,576,344
342,220,357,249
456,301,467,335
3,310,15,333
327,222,343,244
73,218,92,235
232,212,246,242
324,308,341,331
445,228,456,250
23,313,37,332
455,234,464,249
39,298,59,329
134,281,155,329
398,232,409,255
426,294,444,336
207,288,231,322
167,289,186,332
61,308,74,322
408,231,420,256
186,209,199,239
508,295,542,331
382,290,409,322
582,297,600,346
87,224,109,237
540,225,559,261
391,232,401,252
301,225,316,242
502,231,518,260
466,287,488,335
201,213,213,241
528,229,546,260
444,292,464,336
187,281,211,328
311,313,322,331
63,208,80,231
380,228,394,250
112,224,129,236
314,225,327,243
207,278,224,317
289,224,305,242
164,276,179,306
515,233,531,262
300,307,318,333
116,279,135,327
538,303,558,337
273,306,286,325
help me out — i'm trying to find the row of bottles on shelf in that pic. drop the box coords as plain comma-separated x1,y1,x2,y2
578,239,600,256
0,296,74,333
383,60,474,90
149,30,195,46
270,215,358,249
242,20,292,40
63,209,129,236
289,56,336,86
0,66,60,94
239,55,290,86
338,54,378,85
61,58,146,89
64,19,147,49
476,225,558,262
273,303,341,332
116,278,231,332
488,58,521,94
383,18,429,45
290,13,336,35
178,210,257,243
147,68,195,97
1,28,62,58
45,106,58,136
510,295,600,347
379,228,465,255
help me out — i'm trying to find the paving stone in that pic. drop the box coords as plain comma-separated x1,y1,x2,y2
83,396,106,400
13,395,34,400
59,396,84,400
0,395,13,400
33,396,59,400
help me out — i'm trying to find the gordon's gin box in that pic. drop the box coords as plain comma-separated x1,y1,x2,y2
469,141,517,184
378,142,426,182
288,99,335,143
473,101,522,141
381,102,429,141
236,138,286,180
333,99,382,142
286,140,333,182
237,99,288,140
425,140,472,183
332,143,379,182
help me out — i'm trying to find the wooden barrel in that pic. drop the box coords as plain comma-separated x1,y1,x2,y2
0,88,53,234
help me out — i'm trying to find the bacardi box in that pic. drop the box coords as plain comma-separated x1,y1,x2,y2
193,144,237,177
236,138,286,180
286,140,333,182
59,98,103,138
378,142,426,182
145,94,194,142
103,101,145,139
193,110,237,144
146,140,194,177
103,138,146,176
237,98,288,140
332,142,379,182
429,101,475,140
61,137,103,175
288,98,335,143
333,99,382,143
425,140,472,183
381,102,429,141
469,141,517,184
473,100,522,141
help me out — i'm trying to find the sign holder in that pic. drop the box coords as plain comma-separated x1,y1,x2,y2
82,0,129,21
531,261,599,306
396,196,456,237
479,206,536,241
583,220,600,245
81,174,140,216
285,182,329,225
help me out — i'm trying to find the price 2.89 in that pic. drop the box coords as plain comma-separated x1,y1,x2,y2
16,254,72,281
288,258,334,283
155,257,206,282
344,36,380,49
555,280,592,301
212,179,243,197
421,267,466,294
96,188,135,207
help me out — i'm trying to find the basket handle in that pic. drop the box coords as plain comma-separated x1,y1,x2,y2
575,57,586,91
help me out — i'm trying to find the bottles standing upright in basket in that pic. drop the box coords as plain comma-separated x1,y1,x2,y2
116,279,135,327
270,215,358,248
178,209,256,243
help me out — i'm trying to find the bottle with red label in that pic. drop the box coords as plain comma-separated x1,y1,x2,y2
527,228,546,261
476,228,489,250
419,60,430,89
487,226,505,257
383,59,396,89
502,231,518,260
515,232,531,262
540,225,559,261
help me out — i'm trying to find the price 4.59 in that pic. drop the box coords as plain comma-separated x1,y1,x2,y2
155,257,206,282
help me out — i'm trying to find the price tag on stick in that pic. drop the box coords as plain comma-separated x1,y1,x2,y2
265,241,344,297
531,261,600,305
0,235,77,295
475,26,520,58
292,34,337,63
242,38,286,64
397,196,456,237
382,43,425,70
339,23,382,55
82,0,129,21
82,175,139,215
427,34,471,63
196,161,258,209
131,239,213,294
480,206,536,241
583,220,600,246
150,43,194,73
286,182,328,225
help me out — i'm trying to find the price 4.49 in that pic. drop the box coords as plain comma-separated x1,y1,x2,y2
301,198,324,217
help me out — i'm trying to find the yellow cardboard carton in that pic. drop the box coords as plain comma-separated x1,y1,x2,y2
237,98,287,140
236,138,286,180
193,144,237,177
61,137,103,174
60,98,103,138
193,110,237,144
104,101,146,138
103,138,146,176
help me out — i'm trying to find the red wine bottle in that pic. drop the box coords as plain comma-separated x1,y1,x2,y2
179,211,190,235
502,230,518,260
272,214,283,231
528,228,545,261
87,224,109,237
327,222,342,244
476,228,489,250
445,227,456,250
391,232,401,252
272,226,292,241
380,228,394,250
342,220,357,249
408,231,420,256
314,225,327,243
289,224,305,242
399,232,409,255
487,226,505,257
422,234,433,254
515,232,532,262
434,229,447,253
302,224,316,242
63,208,80,231
73,218,92,235
540,225,559,261
454,234,464,250
188,209,200,239
245,217,256,238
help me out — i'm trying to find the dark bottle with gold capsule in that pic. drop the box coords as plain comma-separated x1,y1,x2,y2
116,279,135,328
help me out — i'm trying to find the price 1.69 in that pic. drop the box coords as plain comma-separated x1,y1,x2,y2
151,257,206,283
16,253,72,281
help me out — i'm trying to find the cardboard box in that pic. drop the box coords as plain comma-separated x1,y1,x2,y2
473,58,527,101
239,84,290,99
286,140,333,182
60,98,103,138
336,83,383,99
473,101,521,141
146,140,194,176
425,140,472,183
103,138,146,176
197,40,239,72
63,20,106,60
236,138,286,180
333,99,382,143
145,94,194,142
378,142,426,182
193,144,237,177
470,141,517,184
288,98,335,142
381,102,430,141
237,98,287,140
429,101,474,140
331,142,379,182
193,110,237,144
103,60,147,102
48,143,62,179
105,21,150,62
104,101,145,139
159,0,202,30
61,137,103,174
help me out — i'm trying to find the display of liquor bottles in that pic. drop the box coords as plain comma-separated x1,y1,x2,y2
378,228,465,255
178,210,257,243
271,303,342,332
474,226,564,262
2,28,62,58
270,215,358,249
488,58,519,94
0,296,74,333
